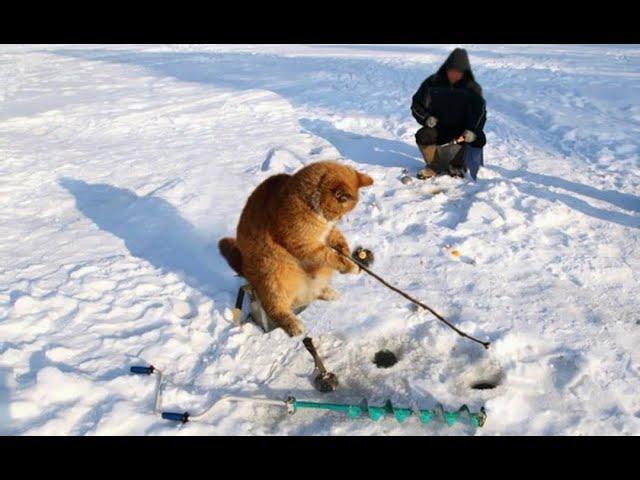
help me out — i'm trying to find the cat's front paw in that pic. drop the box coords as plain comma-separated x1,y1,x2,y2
318,286,340,301
338,256,359,274
282,318,305,337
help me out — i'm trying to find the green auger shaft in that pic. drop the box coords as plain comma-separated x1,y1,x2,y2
286,397,486,427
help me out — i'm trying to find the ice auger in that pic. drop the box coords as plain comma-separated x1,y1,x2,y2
286,397,486,427
129,365,486,428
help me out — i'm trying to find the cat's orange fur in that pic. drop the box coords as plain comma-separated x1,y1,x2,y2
219,161,373,336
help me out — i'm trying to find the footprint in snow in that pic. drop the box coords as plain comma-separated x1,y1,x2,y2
261,148,304,173
172,299,197,319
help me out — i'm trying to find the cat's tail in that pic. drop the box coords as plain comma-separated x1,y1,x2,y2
218,237,243,276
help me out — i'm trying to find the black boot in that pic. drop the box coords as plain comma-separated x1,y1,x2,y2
448,145,467,178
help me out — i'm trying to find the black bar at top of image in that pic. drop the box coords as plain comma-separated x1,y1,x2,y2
2,3,639,44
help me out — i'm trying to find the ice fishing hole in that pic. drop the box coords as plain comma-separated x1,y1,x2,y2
470,379,500,390
373,350,398,368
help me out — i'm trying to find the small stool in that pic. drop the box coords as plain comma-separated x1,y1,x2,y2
234,285,308,333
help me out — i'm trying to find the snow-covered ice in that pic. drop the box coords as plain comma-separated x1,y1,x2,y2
1,44,639,435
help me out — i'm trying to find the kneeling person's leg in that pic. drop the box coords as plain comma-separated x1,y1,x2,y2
415,127,449,176
415,128,438,178
415,126,438,146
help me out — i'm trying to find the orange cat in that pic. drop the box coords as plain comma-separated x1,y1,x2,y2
219,161,373,336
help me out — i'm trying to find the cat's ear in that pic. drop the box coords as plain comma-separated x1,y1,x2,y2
310,190,322,211
357,171,373,187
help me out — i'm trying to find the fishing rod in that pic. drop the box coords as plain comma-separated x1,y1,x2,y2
339,247,490,349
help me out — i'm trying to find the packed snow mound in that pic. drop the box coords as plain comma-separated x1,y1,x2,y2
0,44,639,435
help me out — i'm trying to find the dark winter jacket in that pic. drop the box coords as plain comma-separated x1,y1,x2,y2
411,48,487,148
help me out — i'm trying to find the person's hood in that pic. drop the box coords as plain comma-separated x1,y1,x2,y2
437,48,476,82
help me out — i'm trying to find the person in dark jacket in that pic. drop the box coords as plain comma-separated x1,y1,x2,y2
411,48,486,179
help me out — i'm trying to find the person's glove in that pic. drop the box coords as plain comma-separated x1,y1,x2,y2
426,116,438,128
462,129,477,143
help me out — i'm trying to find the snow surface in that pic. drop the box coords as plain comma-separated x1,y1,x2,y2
1,44,639,435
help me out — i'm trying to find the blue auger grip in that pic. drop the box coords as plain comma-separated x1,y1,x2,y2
162,411,190,423
130,365,155,375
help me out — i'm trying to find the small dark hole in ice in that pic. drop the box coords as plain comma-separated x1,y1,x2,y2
471,380,499,390
373,350,398,368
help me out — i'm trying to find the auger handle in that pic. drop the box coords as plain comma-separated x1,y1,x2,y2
161,411,190,423
130,365,155,375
